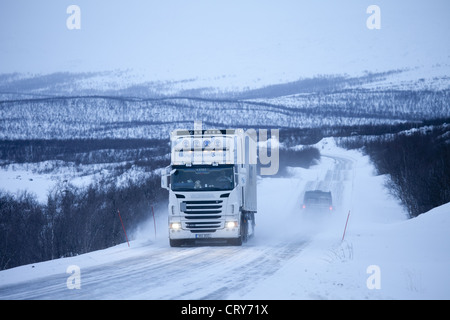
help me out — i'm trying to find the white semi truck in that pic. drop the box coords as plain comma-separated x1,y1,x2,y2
161,128,257,247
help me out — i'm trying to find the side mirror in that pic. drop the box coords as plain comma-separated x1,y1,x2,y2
161,174,169,190
161,166,171,190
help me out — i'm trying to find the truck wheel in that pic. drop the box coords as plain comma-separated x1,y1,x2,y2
241,215,249,243
251,213,256,237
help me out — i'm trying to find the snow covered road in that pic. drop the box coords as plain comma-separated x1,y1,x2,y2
0,239,309,299
0,143,344,300
1,138,448,300
0,138,357,300
0,167,316,300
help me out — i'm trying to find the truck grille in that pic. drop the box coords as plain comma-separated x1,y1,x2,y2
181,200,224,232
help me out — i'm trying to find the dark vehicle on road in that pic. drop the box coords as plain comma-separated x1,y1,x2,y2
302,190,333,212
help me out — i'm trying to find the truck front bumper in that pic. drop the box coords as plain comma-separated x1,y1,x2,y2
169,226,240,240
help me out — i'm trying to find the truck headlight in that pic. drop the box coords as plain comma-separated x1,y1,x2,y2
169,222,182,230
225,221,238,229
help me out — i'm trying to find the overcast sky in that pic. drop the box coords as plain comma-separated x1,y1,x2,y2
1,0,449,82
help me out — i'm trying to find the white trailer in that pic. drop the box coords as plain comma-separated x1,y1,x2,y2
161,128,257,246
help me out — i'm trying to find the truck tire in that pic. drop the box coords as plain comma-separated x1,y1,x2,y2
241,214,249,243
229,214,248,246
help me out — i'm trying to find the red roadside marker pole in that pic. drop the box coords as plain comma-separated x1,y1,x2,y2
117,209,130,247
151,205,157,240
342,210,351,242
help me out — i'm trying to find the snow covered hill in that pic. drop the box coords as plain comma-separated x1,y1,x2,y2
1,88,449,140
1,138,448,300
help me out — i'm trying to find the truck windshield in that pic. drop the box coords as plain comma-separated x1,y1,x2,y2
171,166,234,191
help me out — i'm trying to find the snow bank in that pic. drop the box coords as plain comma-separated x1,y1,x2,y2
345,202,450,299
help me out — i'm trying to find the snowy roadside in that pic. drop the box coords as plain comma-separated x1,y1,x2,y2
232,139,450,299
0,160,156,204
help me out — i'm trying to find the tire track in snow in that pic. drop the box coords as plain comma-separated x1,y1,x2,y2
198,239,310,300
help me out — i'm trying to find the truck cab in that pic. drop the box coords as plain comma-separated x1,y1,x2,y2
161,129,257,247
